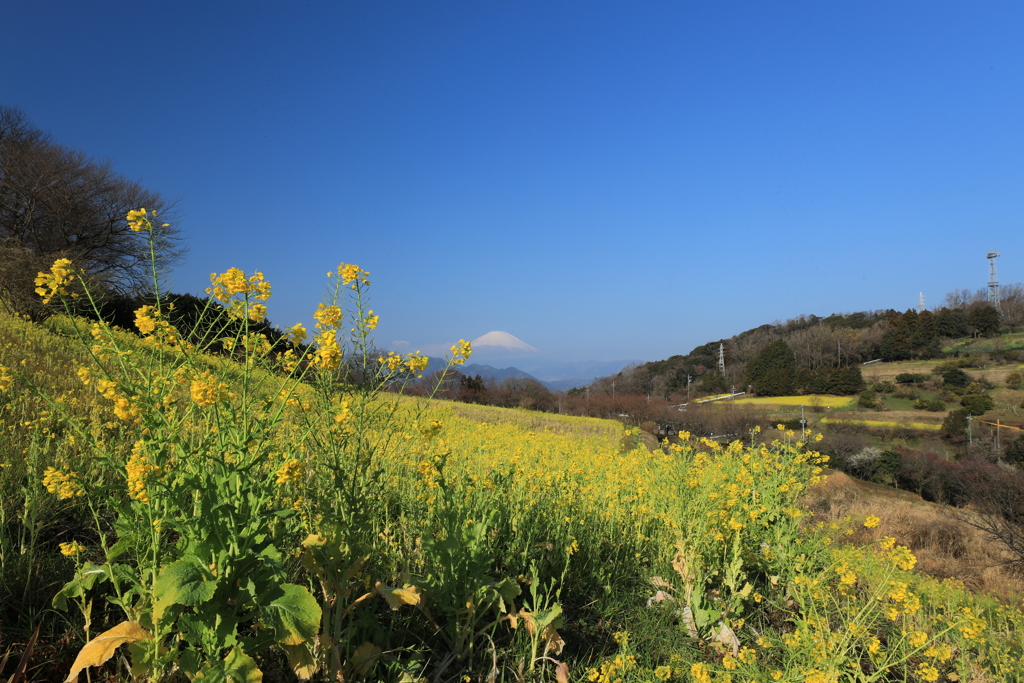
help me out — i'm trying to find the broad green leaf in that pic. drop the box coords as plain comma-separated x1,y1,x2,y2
105,538,130,563
64,621,151,682
349,641,381,677
262,583,321,646
53,563,108,610
194,645,262,683
532,604,564,633
153,559,217,626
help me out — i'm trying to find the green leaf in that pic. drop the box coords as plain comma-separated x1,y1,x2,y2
153,559,217,626
52,563,108,610
194,645,263,683
532,604,563,633
262,583,321,646
105,538,130,563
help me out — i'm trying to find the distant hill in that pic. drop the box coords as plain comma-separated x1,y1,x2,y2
595,301,1022,398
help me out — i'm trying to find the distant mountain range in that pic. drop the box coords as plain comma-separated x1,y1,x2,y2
420,359,638,391
410,331,639,391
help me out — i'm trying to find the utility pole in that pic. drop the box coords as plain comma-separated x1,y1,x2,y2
687,375,692,402
968,415,973,448
800,405,807,441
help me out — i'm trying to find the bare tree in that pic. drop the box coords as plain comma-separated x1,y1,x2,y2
945,465,1024,570
0,106,185,315
999,283,1024,328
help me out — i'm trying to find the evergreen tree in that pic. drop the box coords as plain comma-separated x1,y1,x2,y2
968,305,1000,337
746,339,796,395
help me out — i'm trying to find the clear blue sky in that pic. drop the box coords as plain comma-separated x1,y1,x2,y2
4,1,1022,363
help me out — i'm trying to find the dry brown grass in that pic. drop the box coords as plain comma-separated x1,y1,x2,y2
804,470,1024,602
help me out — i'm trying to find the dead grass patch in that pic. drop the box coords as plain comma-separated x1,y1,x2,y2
804,470,1024,602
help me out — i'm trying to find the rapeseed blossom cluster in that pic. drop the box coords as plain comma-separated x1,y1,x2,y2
34,258,76,304
126,441,161,504
333,262,370,287
275,458,303,485
59,541,86,557
42,466,84,499
207,268,272,320
125,207,168,233
189,371,230,408
450,339,472,365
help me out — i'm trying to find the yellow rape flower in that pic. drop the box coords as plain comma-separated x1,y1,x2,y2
134,305,158,335
337,262,369,286
126,207,150,232
863,515,880,528
275,458,303,485
34,258,76,304
43,467,84,499
0,365,12,392
190,371,229,407
126,441,161,504
59,541,86,557
907,631,928,648
450,339,472,365
313,304,343,330
285,322,307,345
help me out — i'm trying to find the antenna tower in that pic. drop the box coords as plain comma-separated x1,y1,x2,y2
917,292,926,313
987,251,1001,309
718,343,725,374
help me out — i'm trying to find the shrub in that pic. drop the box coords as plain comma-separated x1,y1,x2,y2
895,372,929,384
961,394,995,416
1006,372,1022,390
858,390,879,410
1006,436,1024,465
912,397,943,411
942,368,971,388
943,408,969,440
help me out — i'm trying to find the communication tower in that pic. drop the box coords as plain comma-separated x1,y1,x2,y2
917,292,926,313
718,343,725,374
988,251,1001,309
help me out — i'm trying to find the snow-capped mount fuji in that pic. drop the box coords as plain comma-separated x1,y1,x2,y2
470,331,538,352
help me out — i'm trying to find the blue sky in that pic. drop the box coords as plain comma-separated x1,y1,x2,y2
4,1,1022,364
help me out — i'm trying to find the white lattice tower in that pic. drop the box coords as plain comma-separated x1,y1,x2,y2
988,251,1001,309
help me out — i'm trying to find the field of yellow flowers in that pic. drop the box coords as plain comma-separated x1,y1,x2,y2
1,211,1023,682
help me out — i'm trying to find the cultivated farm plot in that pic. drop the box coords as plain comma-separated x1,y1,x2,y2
862,358,1023,386
732,394,855,408
821,409,945,431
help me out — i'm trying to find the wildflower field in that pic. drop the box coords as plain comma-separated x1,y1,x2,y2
1,212,1024,682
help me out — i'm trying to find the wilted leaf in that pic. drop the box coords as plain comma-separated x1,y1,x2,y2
264,583,322,646
681,606,698,639
555,661,570,683
650,576,674,589
713,622,740,656
646,590,676,607
543,627,565,656
64,621,151,683
281,643,318,681
376,582,423,610
349,641,381,677
301,534,327,548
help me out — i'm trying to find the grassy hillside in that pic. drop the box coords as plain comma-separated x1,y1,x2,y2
3,297,1024,682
